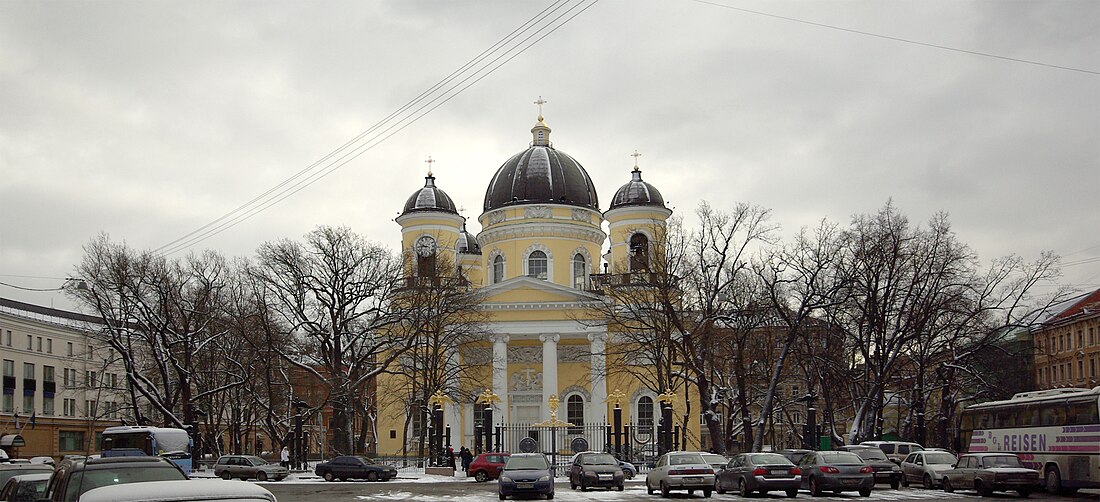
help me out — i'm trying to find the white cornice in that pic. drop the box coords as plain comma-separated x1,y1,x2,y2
604,206,673,222
396,212,465,227
479,204,603,228
477,222,606,247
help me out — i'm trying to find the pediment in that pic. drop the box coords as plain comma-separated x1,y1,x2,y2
480,276,603,305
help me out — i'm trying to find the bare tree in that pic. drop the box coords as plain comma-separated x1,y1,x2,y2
251,226,410,455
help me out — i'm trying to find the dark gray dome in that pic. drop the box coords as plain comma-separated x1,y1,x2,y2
609,167,666,210
403,175,458,215
483,146,599,212
457,224,481,254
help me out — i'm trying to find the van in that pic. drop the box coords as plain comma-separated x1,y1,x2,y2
860,441,924,464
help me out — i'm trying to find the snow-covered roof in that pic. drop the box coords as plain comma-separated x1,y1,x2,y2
80,479,276,502
0,297,104,331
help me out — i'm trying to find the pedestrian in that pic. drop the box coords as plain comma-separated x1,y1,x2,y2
280,446,290,469
447,447,456,469
460,446,473,472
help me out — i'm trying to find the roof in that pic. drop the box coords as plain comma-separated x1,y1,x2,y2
80,479,276,502
483,145,599,212
402,174,458,215
608,167,666,210
0,297,104,330
1040,287,1100,326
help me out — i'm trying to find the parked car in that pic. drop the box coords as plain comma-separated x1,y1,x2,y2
498,453,554,500
701,454,727,472
469,452,510,482
214,455,289,481
646,451,716,498
776,449,813,465
840,445,903,489
0,464,54,490
41,456,188,502
80,479,277,502
900,450,957,489
568,451,624,491
860,441,924,464
28,457,55,466
716,452,800,498
796,451,874,497
313,456,396,482
619,460,637,480
0,472,51,502
941,453,1039,497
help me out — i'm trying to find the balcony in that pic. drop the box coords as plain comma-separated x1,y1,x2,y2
397,275,468,290
587,272,667,291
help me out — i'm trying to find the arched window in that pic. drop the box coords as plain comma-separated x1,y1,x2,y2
492,255,505,284
637,396,654,434
567,394,585,433
527,251,548,280
415,236,436,277
572,253,587,289
629,233,650,271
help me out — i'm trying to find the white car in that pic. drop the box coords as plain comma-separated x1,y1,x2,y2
901,450,958,489
80,479,277,502
645,452,716,498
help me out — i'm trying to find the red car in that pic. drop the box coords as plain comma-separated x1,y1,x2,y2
468,452,510,482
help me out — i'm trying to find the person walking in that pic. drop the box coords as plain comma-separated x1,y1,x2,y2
447,447,456,469
460,446,473,472
280,446,290,469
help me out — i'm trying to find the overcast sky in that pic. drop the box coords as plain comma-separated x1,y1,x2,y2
1,0,1097,311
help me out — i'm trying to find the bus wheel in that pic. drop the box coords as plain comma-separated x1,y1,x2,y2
1044,467,1061,495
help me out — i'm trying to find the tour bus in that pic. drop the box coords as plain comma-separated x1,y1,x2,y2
959,386,1099,494
101,426,193,475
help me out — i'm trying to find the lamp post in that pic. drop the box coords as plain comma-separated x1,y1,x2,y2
427,390,452,467
657,391,676,455
475,388,500,453
293,400,306,470
605,389,627,457
799,392,817,450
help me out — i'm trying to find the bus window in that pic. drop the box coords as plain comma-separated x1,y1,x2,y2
1068,402,1100,425
960,412,974,431
977,412,993,429
1040,406,1066,427
995,409,1015,428
1018,405,1039,428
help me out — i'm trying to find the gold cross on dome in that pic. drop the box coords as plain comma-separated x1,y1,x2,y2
631,150,642,168
424,156,435,176
534,96,548,118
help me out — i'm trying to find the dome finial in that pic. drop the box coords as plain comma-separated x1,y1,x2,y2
424,155,435,177
531,96,552,147
631,150,642,170
631,150,643,180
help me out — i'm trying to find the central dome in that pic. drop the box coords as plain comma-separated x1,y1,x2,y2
482,115,598,212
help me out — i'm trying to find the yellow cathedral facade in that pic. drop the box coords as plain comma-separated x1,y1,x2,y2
376,105,699,455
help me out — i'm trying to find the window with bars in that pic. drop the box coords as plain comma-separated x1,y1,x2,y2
637,396,654,434
566,394,584,433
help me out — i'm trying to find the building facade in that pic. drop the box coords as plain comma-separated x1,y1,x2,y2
1034,288,1100,389
376,108,700,455
0,298,128,458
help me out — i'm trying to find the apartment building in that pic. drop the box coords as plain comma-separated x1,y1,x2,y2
0,298,128,459
1033,288,1100,389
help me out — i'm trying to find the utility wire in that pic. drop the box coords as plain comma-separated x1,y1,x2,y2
156,0,597,255
0,280,65,292
689,0,1100,76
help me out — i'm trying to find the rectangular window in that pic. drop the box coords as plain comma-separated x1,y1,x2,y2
23,362,34,379
46,338,52,354
63,398,75,417
109,373,118,388
84,399,97,417
67,342,73,356
43,395,54,415
1091,358,1096,378
26,335,32,350
1078,360,1084,380
3,360,12,377
23,394,33,414
43,366,53,382
87,345,94,359
58,431,84,451
36,337,42,352
2,330,9,346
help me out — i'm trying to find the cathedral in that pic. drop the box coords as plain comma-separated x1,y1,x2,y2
376,104,697,455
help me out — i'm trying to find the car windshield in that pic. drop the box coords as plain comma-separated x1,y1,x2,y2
749,454,792,465
670,454,705,465
925,453,957,464
982,456,1022,468
74,465,186,497
853,449,888,461
505,456,549,470
245,456,267,466
582,454,617,466
820,452,864,465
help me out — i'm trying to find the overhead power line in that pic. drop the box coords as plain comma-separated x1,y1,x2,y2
689,0,1100,76
155,0,600,256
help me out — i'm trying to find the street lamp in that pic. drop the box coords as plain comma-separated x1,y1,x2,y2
657,391,676,454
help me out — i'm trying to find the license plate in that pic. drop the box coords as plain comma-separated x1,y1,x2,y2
517,483,533,489
598,474,612,480
685,477,702,483
842,478,859,485
770,469,787,475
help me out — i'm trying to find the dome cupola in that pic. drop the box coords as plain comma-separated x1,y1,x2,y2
608,153,666,210
482,100,599,212
402,159,458,215
456,222,481,254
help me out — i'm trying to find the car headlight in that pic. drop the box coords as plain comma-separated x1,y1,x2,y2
538,475,550,482
585,470,595,477
500,475,512,483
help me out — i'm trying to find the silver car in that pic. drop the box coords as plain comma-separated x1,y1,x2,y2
646,452,716,498
901,450,957,489
214,455,289,481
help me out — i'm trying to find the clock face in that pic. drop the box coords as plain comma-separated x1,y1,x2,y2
415,236,435,257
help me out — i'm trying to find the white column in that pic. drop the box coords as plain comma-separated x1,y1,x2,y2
540,334,560,421
446,349,461,442
588,333,608,424
492,335,510,423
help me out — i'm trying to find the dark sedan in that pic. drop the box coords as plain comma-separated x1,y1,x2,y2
840,445,903,489
569,452,624,491
717,452,801,498
498,453,554,500
797,451,874,497
314,456,397,482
